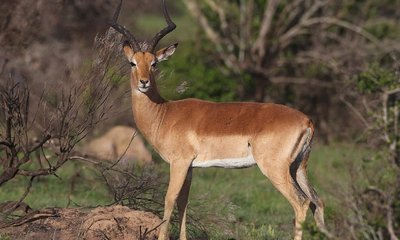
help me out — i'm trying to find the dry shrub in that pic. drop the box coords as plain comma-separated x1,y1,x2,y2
0,28,124,217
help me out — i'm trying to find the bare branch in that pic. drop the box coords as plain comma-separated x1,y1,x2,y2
28,134,51,154
340,95,371,128
139,220,166,240
386,194,399,240
184,0,239,72
184,0,222,45
278,0,327,49
0,141,11,148
275,0,303,35
204,0,228,32
269,76,335,88
68,156,101,165
252,0,280,61
3,176,35,215
0,208,59,229
303,17,379,44
106,130,137,170
238,0,253,62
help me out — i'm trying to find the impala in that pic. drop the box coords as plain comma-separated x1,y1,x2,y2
110,1,331,239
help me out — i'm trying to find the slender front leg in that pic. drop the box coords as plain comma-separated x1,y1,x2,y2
177,167,192,240
158,161,192,240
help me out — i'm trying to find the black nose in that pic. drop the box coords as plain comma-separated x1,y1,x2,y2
140,79,148,85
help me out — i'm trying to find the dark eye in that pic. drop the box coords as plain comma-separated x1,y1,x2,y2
151,62,157,68
130,62,136,67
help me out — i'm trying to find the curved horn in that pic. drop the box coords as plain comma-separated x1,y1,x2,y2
109,0,141,52
148,0,176,53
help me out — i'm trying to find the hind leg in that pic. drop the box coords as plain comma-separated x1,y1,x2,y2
253,148,309,238
272,177,310,240
293,198,310,240
257,162,310,240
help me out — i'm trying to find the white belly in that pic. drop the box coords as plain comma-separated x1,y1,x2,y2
191,154,256,168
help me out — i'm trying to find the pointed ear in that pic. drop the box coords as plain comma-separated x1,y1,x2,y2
156,43,178,62
123,41,135,60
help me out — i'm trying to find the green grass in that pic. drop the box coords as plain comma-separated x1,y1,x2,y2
0,144,368,239
159,143,369,239
0,161,111,209
191,167,293,239
0,234,11,240
189,143,368,239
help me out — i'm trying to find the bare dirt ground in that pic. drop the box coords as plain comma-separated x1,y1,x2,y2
0,205,162,240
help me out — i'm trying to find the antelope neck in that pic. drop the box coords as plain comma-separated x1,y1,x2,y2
131,78,167,146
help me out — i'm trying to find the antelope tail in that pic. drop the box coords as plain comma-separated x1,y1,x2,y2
289,127,334,239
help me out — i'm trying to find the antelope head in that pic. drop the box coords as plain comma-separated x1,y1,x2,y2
110,0,177,93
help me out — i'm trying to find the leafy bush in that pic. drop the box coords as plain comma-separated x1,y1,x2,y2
356,63,397,93
159,41,237,102
343,62,400,239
